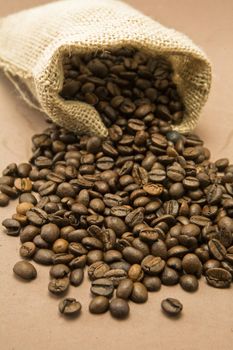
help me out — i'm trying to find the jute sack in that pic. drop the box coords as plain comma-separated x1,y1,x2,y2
0,0,211,137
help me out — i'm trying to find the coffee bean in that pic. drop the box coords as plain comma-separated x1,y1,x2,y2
0,184,18,198
59,298,81,316
34,249,54,265
2,219,21,236
41,223,60,243
104,250,122,263
161,298,183,316
143,276,161,291
208,239,226,261
0,193,10,207
89,296,109,314
122,247,144,264
110,298,130,319
182,254,202,275
116,279,133,299
48,277,69,294
161,266,179,286
206,268,232,288
128,264,144,282
20,242,36,258
88,261,110,280
180,274,198,292
103,269,127,286
130,282,148,303
91,278,114,297
13,261,37,280
141,255,165,275
50,264,70,278
52,238,69,253
70,269,84,286
14,178,32,192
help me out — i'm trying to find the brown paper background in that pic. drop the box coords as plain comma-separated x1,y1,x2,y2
0,1,233,350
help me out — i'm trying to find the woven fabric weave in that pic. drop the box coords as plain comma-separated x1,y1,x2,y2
0,0,211,136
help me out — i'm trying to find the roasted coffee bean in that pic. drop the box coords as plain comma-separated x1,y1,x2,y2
141,255,165,275
69,255,87,269
208,239,226,261
0,193,10,207
52,238,69,253
180,274,199,292
161,266,179,286
13,261,37,280
88,261,110,280
20,225,41,243
59,298,81,316
161,298,183,316
103,269,127,286
89,296,109,314
0,184,18,198
130,282,148,303
20,242,36,258
50,264,70,278
26,208,48,226
203,259,221,273
70,269,84,286
143,276,161,291
116,279,134,299
122,247,144,264
87,250,104,265
109,298,130,319
2,219,21,236
34,249,54,265
91,278,114,297
151,240,168,260
14,178,32,192
48,277,69,294
69,242,88,256
104,250,122,263
206,268,232,288
182,254,202,275
110,261,131,272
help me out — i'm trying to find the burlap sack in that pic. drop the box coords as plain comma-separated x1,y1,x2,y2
0,0,211,137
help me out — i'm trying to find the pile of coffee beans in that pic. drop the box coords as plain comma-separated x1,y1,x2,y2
1,48,233,320
60,48,184,127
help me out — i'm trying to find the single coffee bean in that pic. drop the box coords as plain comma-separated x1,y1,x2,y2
180,274,199,292
161,266,179,286
88,261,110,280
109,298,130,319
50,264,70,278
59,298,81,316
208,239,226,261
89,296,109,314
0,193,10,207
122,247,144,264
33,249,54,265
103,268,127,286
116,279,134,299
205,268,232,288
2,219,21,236
52,238,69,253
128,264,144,282
182,254,202,275
141,255,165,275
0,184,18,198
48,277,69,294
91,278,114,297
70,269,84,286
20,242,36,258
161,298,183,316
130,282,148,303
14,178,32,192
143,276,161,291
13,261,37,280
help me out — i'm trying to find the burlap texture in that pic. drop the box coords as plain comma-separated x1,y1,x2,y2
0,0,211,137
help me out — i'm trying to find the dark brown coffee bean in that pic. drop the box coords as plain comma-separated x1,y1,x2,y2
103,269,127,286
48,277,69,294
89,296,109,314
151,240,168,259
70,269,84,286
161,298,183,316
110,298,130,319
130,282,148,303
128,264,144,282
0,193,10,207
2,219,21,236
59,298,81,316
206,268,232,288
50,264,70,278
13,261,37,280
208,239,226,261
180,274,199,292
122,247,144,264
34,249,54,265
116,279,134,299
0,184,18,198
91,278,114,297
161,266,179,286
141,255,165,275
143,276,161,291
88,261,110,280
182,254,202,275
20,242,36,258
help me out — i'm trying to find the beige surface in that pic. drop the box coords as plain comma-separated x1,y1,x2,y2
0,1,233,350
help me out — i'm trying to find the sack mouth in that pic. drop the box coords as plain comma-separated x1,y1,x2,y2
33,40,211,136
